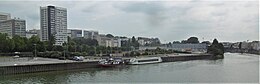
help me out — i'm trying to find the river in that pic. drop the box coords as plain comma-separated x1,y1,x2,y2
0,53,259,83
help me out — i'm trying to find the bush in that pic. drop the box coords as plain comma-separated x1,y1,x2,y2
142,52,148,55
135,52,140,56
130,51,135,56
124,53,130,57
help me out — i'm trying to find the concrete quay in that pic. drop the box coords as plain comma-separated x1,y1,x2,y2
160,53,213,62
0,53,214,75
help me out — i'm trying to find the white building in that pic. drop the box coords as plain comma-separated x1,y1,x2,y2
113,39,121,47
26,29,40,38
137,37,161,46
0,18,26,37
0,12,11,22
40,5,67,45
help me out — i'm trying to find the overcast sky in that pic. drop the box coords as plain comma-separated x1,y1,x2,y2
0,0,258,43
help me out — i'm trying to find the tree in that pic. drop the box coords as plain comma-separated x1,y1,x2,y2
46,35,55,51
181,40,187,43
212,39,219,45
238,42,242,49
131,36,136,43
131,36,139,48
13,35,27,52
201,41,211,45
172,41,180,44
207,39,224,59
73,37,98,46
106,34,114,38
167,42,172,47
27,35,41,51
187,37,199,43
0,33,15,52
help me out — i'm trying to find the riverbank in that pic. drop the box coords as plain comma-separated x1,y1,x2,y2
0,53,214,75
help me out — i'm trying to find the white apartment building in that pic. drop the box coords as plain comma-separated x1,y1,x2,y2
40,5,67,45
0,18,26,37
0,12,11,22
113,39,121,47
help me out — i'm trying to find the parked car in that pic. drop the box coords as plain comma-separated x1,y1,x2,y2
73,56,84,61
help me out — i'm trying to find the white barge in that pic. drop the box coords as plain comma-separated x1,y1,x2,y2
128,57,162,65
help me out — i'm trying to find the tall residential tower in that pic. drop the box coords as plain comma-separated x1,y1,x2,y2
40,5,67,45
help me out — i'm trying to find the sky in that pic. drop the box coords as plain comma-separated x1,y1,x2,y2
0,0,259,43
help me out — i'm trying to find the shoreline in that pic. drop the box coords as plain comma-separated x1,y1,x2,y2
0,53,214,75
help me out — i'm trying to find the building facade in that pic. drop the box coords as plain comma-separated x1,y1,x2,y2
83,30,99,39
0,12,11,22
26,29,40,38
0,19,26,37
137,37,161,46
67,29,82,38
71,29,82,38
170,43,207,52
250,41,260,50
40,5,67,45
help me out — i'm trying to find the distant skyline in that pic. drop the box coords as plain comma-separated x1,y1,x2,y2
0,0,258,43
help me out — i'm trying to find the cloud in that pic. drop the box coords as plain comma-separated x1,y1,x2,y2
0,1,258,43
117,2,170,27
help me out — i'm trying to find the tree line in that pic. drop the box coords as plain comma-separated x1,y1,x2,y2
0,33,142,57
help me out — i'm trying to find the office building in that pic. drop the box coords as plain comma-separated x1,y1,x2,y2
0,18,26,37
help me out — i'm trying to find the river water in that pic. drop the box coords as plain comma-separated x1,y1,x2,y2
0,53,259,83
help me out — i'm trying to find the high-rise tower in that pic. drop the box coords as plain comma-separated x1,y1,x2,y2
40,5,67,45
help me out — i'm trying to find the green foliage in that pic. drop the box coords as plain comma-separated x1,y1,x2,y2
181,40,187,43
0,33,15,52
172,41,180,44
212,39,219,45
0,33,150,57
142,52,149,55
238,42,242,49
0,33,45,53
129,51,135,56
106,34,114,38
201,41,211,45
72,37,98,46
187,37,199,43
131,36,139,49
207,39,224,59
